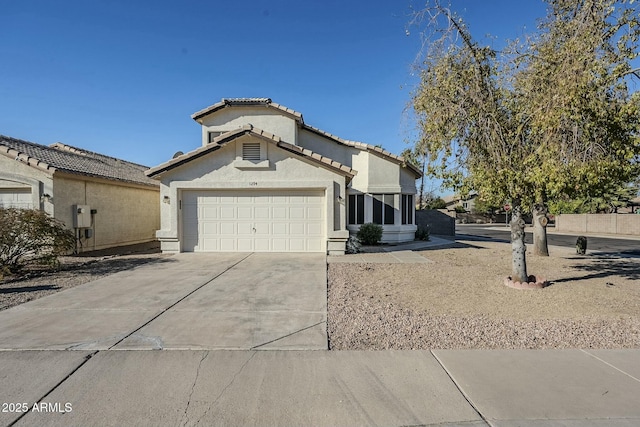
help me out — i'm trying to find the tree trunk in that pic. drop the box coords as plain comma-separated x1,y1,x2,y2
532,203,549,256
419,155,426,208
510,206,528,283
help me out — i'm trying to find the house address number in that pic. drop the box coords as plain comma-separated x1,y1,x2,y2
249,182,258,186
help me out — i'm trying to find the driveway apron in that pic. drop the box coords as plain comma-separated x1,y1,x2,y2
0,253,327,350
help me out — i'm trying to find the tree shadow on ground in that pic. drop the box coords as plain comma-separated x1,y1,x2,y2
418,241,488,252
552,258,640,284
67,256,175,276
0,284,61,294
2,256,176,284
455,233,511,244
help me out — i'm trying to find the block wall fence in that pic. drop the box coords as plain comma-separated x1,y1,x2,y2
555,214,640,236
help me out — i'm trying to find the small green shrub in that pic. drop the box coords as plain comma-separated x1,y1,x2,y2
415,225,431,241
345,235,361,254
356,223,383,245
0,208,76,274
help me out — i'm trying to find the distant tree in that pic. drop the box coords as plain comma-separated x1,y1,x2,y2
410,0,640,283
426,197,447,210
549,185,640,214
472,197,500,216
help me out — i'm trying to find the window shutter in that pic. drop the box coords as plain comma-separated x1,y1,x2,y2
242,143,261,161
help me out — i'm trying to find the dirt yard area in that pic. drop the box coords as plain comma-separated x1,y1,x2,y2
328,240,640,350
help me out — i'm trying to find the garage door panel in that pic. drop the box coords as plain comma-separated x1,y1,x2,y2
220,207,235,219
254,206,269,219
220,239,236,251
307,223,323,236
272,223,288,235
237,223,253,235
290,239,305,251
254,222,270,235
307,239,323,252
219,223,235,235
307,207,322,219
202,206,218,219
272,239,287,251
182,190,325,252
254,239,270,251
237,206,252,219
202,222,219,235
289,223,305,235
237,239,252,251
202,238,219,251
289,207,305,219
272,207,287,219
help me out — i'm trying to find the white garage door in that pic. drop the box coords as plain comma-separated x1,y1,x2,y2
0,188,33,209
182,190,325,252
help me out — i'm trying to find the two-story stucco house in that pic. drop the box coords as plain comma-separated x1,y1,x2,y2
146,98,421,255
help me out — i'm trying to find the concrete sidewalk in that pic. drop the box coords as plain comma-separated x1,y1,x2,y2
1,349,639,426
328,235,455,264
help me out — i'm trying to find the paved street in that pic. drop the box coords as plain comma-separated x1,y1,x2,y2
457,223,640,255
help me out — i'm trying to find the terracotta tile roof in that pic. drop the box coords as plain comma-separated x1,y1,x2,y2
302,124,423,177
0,135,158,187
191,98,304,122
146,124,355,178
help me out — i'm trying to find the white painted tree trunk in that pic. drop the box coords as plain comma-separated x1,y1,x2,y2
532,204,549,256
510,206,528,283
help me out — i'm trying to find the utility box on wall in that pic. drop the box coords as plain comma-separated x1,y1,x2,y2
73,204,92,228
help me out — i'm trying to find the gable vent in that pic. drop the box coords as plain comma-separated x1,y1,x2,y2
242,143,261,161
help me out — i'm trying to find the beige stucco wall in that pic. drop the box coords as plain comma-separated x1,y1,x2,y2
555,213,640,236
199,107,298,145
297,129,353,165
155,135,348,253
53,174,160,251
297,129,417,195
0,155,54,214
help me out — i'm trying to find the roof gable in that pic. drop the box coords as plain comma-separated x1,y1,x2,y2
146,125,355,179
302,125,423,178
191,98,303,123
0,135,158,187
191,98,421,178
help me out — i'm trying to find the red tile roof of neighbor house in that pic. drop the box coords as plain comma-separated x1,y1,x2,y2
0,135,158,187
190,98,422,178
145,124,356,178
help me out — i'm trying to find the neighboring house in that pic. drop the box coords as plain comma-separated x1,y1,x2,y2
146,98,421,255
443,193,478,212
0,135,160,252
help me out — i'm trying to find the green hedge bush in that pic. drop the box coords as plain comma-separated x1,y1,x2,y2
356,223,383,245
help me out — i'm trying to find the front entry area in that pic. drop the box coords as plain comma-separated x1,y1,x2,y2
181,190,325,252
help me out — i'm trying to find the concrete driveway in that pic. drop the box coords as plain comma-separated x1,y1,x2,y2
0,253,327,350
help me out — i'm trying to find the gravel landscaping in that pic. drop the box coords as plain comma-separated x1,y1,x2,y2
328,240,640,350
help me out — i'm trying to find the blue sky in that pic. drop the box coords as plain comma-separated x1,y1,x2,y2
1,0,547,193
